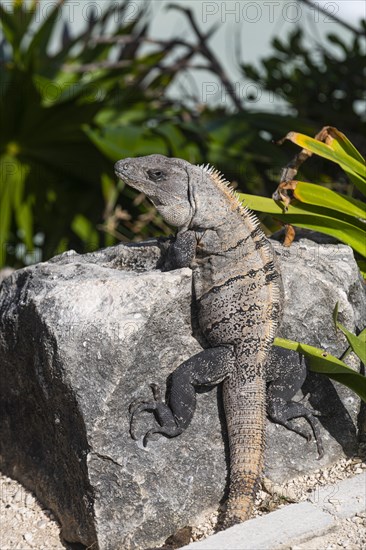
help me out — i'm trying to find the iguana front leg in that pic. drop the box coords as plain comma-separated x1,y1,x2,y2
159,229,197,271
129,346,235,446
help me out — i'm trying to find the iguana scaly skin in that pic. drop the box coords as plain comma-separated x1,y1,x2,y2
114,155,323,527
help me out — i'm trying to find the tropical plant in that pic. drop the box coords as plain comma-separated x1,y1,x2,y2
240,127,366,276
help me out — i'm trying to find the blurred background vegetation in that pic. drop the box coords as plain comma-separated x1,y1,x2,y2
0,0,365,268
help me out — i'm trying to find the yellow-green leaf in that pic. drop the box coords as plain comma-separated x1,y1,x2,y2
333,303,366,364
240,194,366,258
293,181,366,220
337,324,366,365
240,194,290,214
327,127,365,166
273,215,366,257
286,132,365,180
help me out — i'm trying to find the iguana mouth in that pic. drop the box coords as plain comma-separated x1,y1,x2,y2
114,161,128,178
150,196,163,207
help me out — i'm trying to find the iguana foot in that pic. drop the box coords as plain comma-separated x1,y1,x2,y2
129,383,182,444
268,399,324,458
279,419,312,442
298,392,322,417
129,347,234,446
267,348,324,459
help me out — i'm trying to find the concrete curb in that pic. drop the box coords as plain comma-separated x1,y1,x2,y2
181,472,366,550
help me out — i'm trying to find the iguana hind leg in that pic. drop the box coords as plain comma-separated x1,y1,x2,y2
267,347,324,458
130,346,235,446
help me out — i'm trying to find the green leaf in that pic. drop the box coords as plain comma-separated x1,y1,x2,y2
0,154,30,264
343,170,366,197
0,1,38,65
25,1,65,66
0,5,18,46
101,173,119,204
333,303,366,364
285,132,366,195
240,194,366,258
337,325,366,365
13,0,37,32
327,127,365,166
293,181,366,220
0,159,13,265
332,302,340,330
274,337,366,402
153,124,188,157
15,197,34,251
84,125,167,161
13,169,33,252
71,214,99,252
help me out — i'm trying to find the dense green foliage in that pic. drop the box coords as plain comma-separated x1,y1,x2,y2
241,27,366,136
0,0,201,265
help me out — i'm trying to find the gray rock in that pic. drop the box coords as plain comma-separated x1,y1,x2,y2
0,238,365,549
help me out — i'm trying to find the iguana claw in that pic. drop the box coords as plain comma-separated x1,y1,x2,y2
143,429,160,447
129,401,158,440
129,384,162,440
129,383,181,443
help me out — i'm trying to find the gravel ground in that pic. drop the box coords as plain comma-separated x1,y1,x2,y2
188,449,366,548
0,474,64,550
1,449,365,549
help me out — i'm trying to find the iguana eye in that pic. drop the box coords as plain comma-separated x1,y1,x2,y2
147,169,165,182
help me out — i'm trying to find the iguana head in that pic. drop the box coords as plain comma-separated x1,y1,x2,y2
115,154,196,228
115,154,242,230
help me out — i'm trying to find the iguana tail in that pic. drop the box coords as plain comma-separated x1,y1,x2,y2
222,366,266,527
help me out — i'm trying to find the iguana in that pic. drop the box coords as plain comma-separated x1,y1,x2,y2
114,155,323,527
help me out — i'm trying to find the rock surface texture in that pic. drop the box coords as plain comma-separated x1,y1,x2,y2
0,238,365,550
